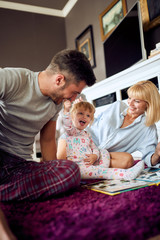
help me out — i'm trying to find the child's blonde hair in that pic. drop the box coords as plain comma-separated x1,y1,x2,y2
70,101,95,126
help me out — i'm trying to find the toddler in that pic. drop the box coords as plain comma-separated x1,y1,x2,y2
57,100,144,180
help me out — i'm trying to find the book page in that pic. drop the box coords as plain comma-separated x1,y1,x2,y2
85,179,149,193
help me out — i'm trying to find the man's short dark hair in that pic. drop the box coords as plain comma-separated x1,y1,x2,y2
47,49,96,87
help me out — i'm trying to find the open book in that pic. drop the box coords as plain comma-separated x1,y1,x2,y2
82,167,160,196
136,168,160,183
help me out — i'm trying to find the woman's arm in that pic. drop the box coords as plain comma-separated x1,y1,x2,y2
151,142,160,166
137,126,158,167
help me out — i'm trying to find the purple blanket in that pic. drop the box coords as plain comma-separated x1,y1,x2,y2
1,183,160,240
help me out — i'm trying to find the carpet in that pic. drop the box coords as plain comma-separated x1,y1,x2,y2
1,183,160,240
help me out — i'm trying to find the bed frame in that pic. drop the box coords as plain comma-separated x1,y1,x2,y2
83,54,160,119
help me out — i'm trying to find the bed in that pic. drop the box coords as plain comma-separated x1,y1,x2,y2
1,179,160,240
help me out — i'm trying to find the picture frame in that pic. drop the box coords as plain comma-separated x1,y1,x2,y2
75,25,96,68
99,0,127,41
140,0,160,31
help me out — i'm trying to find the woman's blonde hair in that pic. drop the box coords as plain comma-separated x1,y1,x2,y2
127,80,160,126
70,101,95,126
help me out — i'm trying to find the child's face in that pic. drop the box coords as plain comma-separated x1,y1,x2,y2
72,107,92,130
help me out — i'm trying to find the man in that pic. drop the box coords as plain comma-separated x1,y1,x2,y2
0,49,96,202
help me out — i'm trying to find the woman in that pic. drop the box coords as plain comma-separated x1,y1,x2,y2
88,80,160,168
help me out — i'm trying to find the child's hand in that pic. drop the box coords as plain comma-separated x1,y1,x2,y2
63,100,72,114
84,154,98,165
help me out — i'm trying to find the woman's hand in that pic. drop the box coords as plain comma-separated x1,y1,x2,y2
151,142,160,166
63,96,84,114
73,96,84,104
84,154,98,165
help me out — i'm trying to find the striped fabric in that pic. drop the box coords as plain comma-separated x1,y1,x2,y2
0,150,80,201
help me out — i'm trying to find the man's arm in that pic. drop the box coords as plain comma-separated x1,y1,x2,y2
57,139,67,160
40,120,57,161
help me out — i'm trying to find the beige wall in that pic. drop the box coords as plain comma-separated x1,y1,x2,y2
0,8,66,71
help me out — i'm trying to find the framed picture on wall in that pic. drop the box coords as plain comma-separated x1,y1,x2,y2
99,0,127,41
75,25,96,68
140,0,160,31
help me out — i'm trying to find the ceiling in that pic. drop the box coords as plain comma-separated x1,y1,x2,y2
0,0,78,17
